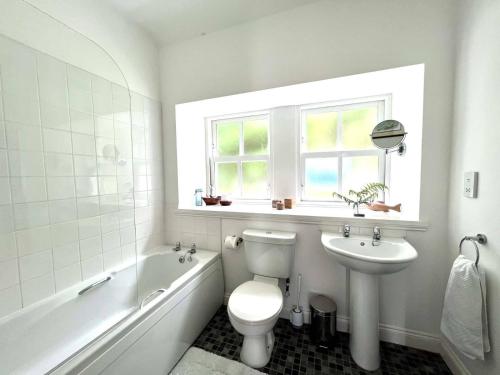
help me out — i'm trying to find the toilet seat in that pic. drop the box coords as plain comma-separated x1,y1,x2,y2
228,281,283,325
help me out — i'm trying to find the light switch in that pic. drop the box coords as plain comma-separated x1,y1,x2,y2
464,171,478,198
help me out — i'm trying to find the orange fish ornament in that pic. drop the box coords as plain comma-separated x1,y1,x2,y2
368,201,401,212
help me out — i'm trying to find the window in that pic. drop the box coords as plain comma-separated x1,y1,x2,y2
299,101,386,202
209,114,271,199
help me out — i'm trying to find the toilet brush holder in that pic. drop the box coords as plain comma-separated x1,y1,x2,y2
290,306,304,328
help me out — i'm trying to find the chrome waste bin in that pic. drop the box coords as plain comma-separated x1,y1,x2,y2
310,295,337,348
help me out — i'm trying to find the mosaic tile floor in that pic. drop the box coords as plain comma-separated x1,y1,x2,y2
193,307,452,375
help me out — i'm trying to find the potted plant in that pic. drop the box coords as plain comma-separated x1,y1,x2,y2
333,183,388,217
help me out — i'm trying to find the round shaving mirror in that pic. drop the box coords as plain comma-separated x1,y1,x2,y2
371,120,407,155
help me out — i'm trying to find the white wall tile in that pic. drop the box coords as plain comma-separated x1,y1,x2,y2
99,194,119,213
98,176,117,195
53,243,80,270
103,248,121,271
97,157,116,176
79,235,102,260
48,198,77,224
46,177,76,200
78,216,101,239
75,176,98,197
0,150,8,175
120,226,136,246
93,92,113,118
102,230,120,251
0,122,7,149
8,151,45,176
95,117,114,138
74,155,97,176
100,213,120,234
70,110,94,135
0,284,22,319
77,196,100,218
10,177,47,203
0,233,17,261
0,205,14,234
69,87,93,114
14,202,50,230
5,122,43,151
0,258,19,289
0,177,11,204
67,66,91,92
37,54,68,107
45,153,74,176
3,93,40,126
21,273,54,306
55,263,81,292
50,221,78,247
19,250,53,281
15,226,51,256
81,255,103,280
95,136,115,158
40,101,70,131
43,129,72,154
72,133,95,155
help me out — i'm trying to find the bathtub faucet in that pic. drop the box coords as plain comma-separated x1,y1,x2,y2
179,243,197,263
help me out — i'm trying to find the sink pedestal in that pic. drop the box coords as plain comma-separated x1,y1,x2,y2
349,270,380,371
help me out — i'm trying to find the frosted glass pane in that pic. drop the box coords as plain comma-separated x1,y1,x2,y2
242,161,268,197
305,111,338,151
216,162,238,194
304,157,338,200
342,107,377,149
342,156,379,194
243,119,268,155
217,121,240,156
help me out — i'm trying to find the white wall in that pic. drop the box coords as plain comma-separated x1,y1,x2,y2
448,0,500,373
161,0,458,343
0,0,160,99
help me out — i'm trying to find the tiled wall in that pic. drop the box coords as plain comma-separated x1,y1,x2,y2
0,36,164,318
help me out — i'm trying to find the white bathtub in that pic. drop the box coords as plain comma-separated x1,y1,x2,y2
0,246,224,375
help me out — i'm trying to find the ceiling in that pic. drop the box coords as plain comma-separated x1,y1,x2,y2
103,0,320,45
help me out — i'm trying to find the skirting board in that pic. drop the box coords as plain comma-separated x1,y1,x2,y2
440,339,472,375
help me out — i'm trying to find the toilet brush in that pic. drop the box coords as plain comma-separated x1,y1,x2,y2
290,273,304,328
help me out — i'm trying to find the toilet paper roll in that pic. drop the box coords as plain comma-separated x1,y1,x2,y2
224,235,242,249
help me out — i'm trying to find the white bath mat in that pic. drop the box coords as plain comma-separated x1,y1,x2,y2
170,347,265,375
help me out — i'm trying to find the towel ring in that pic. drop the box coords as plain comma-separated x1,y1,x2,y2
458,234,487,267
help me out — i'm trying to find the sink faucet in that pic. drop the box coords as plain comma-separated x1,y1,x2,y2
372,227,381,245
343,224,351,238
179,243,196,263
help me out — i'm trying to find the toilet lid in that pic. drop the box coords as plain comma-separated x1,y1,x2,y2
228,281,283,323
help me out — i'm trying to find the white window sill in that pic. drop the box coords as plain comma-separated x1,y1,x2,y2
176,204,427,231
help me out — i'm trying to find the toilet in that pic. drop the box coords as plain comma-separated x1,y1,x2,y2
228,229,296,368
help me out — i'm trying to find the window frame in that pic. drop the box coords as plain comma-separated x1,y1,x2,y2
206,112,272,201
298,99,388,204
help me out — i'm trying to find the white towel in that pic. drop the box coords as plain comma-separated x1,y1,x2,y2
441,255,490,360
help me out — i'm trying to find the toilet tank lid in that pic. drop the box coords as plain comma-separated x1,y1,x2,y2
242,229,296,245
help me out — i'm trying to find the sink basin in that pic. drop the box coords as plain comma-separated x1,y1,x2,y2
321,231,418,371
321,233,418,274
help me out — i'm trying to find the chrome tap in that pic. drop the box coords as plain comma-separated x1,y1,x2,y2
372,227,381,245
172,241,181,251
179,243,197,263
343,224,351,238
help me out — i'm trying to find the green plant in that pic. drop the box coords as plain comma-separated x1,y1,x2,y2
333,183,388,217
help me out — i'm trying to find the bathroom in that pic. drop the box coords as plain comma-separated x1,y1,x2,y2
0,0,498,374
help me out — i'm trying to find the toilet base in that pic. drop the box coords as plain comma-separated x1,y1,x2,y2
240,330,275,368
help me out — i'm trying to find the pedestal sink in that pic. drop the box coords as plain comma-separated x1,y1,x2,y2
321,232,418,371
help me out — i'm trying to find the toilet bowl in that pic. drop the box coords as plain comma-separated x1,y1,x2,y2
227,229,296,368
227,278,283,368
